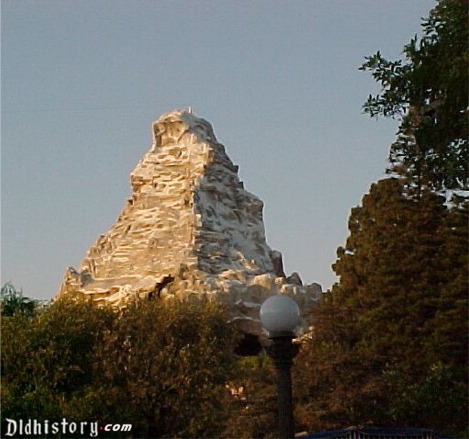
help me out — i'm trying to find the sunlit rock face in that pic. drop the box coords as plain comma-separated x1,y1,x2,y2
56,110,321,336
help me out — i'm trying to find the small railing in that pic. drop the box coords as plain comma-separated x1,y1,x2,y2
304,427,447,439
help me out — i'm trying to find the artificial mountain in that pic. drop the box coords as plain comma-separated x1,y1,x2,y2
57,110,320,337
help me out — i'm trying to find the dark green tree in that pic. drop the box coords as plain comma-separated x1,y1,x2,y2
429,197,468,366
222,355,278,438
1,297,114,436
96,298,238,438
332,180,449,368
294,304,377,431
295,179,468,436
360,0,468,193
1,282,39,317
297,2,469,432
1,295,244,438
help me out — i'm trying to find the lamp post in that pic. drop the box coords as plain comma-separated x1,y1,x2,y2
260,295,300,439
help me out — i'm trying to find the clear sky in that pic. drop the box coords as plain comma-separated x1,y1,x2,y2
2,0,436,300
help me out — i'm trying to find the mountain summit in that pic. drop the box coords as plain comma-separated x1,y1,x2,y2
57,110,320,335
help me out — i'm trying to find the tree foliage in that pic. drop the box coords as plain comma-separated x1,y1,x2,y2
299,4,469,433
96,298,239,438
1,294,242,438
2,3,468,437
360,0,468,193
222,355,278,438
1,296,114,428
295,179,468,436
1,282,40,317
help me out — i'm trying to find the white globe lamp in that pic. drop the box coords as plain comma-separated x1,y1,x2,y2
260,294,301,336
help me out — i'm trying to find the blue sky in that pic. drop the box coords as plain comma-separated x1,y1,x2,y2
2,0,436,300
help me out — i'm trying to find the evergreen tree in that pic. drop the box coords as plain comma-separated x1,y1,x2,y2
295,179,468,435
332,180,447,369
295,2,469,433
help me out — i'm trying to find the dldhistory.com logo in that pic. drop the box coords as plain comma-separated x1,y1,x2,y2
3,418,132,437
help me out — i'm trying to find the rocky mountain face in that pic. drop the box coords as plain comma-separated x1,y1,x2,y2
57,110,320,337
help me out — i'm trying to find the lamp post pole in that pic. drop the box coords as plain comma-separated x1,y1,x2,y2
267,334,299,439
260,295,301,439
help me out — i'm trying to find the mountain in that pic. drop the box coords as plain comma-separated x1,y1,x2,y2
57,109,320,337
